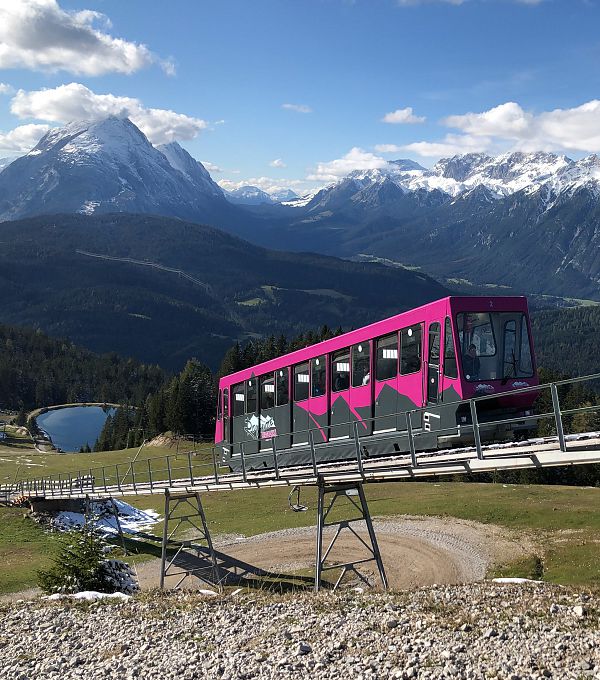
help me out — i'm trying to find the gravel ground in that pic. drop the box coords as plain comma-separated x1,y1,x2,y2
134,516,535,591
1,582,599,679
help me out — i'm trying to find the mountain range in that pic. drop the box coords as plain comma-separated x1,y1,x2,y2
0,115,599,302
0,212,447,369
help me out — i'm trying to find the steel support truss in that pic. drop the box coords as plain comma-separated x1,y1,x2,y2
159,489,219,590
314,477,388,592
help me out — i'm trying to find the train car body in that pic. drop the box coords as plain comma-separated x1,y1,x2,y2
215,296,538,472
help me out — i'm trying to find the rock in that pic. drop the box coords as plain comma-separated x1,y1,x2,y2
296,642,312,656
573,605,586,618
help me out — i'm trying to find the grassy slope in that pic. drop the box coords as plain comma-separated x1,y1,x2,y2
2,456,600,593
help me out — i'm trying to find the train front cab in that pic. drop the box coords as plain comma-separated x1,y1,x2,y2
439,297,539,445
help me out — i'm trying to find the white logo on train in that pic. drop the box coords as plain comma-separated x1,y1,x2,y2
244,414,277,439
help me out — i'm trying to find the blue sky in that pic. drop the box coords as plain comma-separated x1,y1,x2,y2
1,0,600,194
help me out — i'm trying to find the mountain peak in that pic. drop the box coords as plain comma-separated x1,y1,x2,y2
0,116,230,223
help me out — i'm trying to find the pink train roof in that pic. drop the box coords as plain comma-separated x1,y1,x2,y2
218,295,529,388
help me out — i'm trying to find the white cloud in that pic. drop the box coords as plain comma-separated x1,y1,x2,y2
11,83,208,145
282,103,313,114
401,134,492,158
382,107,426,124
202,161,222,173
269,158,286,168
0,123,51,152
444,100,600,153
400,99,600,159
0,82,14,95
0,0,173,76
307,147,389,182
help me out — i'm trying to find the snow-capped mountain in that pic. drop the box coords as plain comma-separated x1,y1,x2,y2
226,185,275,205
225,185,299,205
304,151,600,215
0,116,235,224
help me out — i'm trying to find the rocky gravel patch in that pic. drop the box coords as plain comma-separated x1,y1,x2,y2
1,582,599,679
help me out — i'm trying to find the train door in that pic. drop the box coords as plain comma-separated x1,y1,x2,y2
275,368,291,449
373,332,399,433
427,322,441,405
398,324,424,428
259,373,276,451
292,362,310,445
244,377,259,455
223,388,230,444
441,316,459,399
350,341,373,436
308,354,328,444
231,383,245,454
330,348,351,439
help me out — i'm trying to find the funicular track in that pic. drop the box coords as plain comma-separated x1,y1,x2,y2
4,374,600,592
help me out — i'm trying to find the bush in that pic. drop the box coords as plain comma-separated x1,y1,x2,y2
38,525,138,595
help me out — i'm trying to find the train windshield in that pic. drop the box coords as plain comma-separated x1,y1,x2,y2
456,312,534,382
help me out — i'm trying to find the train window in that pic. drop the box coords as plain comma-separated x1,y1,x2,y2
456,313,496,357
332,348,350,392
520,316,534,376
352,342,370,387
276,368,289,406
246,378,257,414
223,388,229,417
311,355,327,397
232,384,244,417
260,373,275,410
429,322,441,363
444,317,458,378
503,320,517,378
217,389,222,420
376,333,398,381
400,324,422,375
294,363,309,401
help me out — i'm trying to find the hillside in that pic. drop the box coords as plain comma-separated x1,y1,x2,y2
0,213,448,370
532,305,600,379
0,323,166,411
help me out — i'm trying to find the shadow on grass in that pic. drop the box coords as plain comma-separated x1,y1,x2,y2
117,533,330,593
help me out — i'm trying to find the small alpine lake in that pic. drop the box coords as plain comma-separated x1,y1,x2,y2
36,405,116,452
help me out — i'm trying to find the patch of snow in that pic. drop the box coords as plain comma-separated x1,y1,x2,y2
52,499,160,535
43,591,131,601
492,578,542,584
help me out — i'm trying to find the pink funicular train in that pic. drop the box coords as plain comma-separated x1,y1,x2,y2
215,296,539,472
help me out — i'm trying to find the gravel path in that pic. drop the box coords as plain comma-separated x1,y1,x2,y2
1,582,599,679
135,516,535,591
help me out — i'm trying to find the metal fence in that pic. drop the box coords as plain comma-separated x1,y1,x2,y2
3,372,600,499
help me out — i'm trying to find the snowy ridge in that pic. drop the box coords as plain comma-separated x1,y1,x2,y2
306,151,600,212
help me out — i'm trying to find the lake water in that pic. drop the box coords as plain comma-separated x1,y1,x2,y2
36,406,116,452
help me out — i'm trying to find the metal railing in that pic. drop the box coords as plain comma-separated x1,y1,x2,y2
3,372,600,500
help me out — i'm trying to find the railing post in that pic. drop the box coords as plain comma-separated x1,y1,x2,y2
470,400,483,460
308,429,318,476
148,458,154,492
405,411,418,468
115,465,122,494
271,437,280,480
166,456,173,486
352,421,364,477
187,451,194,486
240,442,247,483
101,467,107,493
551,383,567,452
211,446,220,485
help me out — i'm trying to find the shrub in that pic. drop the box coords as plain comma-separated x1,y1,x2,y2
38,525,138,595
